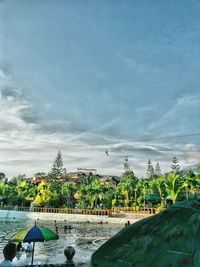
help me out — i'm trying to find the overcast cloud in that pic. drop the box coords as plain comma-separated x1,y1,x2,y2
0,0,200,178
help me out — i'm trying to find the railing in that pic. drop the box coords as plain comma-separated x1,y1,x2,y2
0,206,112,216
112,206,157,214
0,206,157,216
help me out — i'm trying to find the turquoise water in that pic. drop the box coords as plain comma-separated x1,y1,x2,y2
0,219,122,266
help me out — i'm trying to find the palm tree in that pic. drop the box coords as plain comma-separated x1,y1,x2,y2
163,172,185,203
88,179,104,208
152,176,165,206
100,182,114,209
181,170,199,199
117,170,139,207
61,182,74,207
76,183,90,208
117,179,130,207
140,179,150,209
134,179,144,206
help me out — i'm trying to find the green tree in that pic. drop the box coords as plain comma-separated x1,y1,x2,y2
0,182,5,203
61,182,74,207
76,183,89,208
170,157,180,174
44,180,63,207
146,159,154,178
16,180,30,206
80,173,96,185
140,179,150,208
195,165,200,193
154,162,162,177
100,182,115,209
27,186,37,201
35,181,53,206
163,172,185,203
49,150,63,179
117,170,139,207
3,184,18,205
76,177,112,209
181,170,198,200
8,174,27,186
133,179,144,206
88,178,104,209
154,176,165,203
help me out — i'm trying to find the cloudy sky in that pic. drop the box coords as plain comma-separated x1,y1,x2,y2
0,0,200,178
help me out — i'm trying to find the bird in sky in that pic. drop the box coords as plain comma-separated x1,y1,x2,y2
105,150,109,156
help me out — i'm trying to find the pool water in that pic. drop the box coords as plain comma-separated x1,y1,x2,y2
0,220,122,266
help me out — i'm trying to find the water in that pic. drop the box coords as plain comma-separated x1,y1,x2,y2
0,219,122,266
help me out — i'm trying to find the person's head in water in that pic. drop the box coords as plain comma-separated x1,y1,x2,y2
3,243,17,261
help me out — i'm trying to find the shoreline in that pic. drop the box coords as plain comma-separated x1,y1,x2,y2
0,209,151,224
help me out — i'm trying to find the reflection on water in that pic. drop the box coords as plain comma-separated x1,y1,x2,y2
0,220,122,266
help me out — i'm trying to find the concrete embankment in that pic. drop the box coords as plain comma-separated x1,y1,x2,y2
0,209,150,224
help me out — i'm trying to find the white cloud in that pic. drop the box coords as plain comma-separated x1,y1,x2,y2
0,77,34,132
117,53,145,73
0,69,10,80
0,70,199,178
175,94,199,107
135,105,157,113
148,93,200,134
180,144,200,165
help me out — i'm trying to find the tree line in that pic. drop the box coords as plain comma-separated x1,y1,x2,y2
0,152,199,210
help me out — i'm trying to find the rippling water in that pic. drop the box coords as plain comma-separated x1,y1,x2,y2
0,219,122,266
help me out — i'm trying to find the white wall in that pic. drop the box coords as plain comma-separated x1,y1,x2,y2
0,210,149,224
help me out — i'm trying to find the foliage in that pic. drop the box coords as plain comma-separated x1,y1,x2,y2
61,182,75,207
163,172,185,203
34,172,46,176
0,172,6,181
146,159,154,178
3,184,18,205
34,181,53,206
49,150,63,179
1,159,200,209
115,170,139,207
170,156,180,174
154,162,162,177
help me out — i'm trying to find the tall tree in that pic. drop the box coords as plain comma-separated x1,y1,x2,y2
50,150,63,179
123,157,130,171
146,159,154,178
154,162,162,177
171,157,180,174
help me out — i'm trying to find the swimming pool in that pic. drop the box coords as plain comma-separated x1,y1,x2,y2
0,219,122,266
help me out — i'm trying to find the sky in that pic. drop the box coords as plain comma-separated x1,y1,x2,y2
0,0,200,178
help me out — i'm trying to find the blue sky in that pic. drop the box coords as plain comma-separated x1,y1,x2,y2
0,0,200,178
